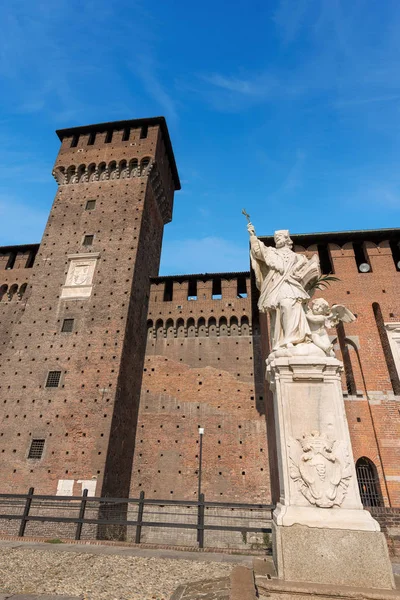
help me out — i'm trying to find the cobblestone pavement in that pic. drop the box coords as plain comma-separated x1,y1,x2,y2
0,543,234,600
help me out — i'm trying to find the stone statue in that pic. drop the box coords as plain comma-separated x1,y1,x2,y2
247,222,320,353
289,430,352,508
306,298,356,356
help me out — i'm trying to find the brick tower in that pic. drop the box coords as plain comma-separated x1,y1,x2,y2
0,118,180,497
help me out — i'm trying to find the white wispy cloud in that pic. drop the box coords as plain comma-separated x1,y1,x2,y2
133,54,178,125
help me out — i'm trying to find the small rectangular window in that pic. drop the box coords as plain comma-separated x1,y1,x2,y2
105,130,113,143
140,125,148,139
187,279,197,300
212,277,222,300
87,132,96,146
163,280,173,302
237,276,247,298
83,235,94,246
28,439,45,459
70,135,79,148
46,371,61,388
85,200,96,211
61,318,74,332
122,127,130,141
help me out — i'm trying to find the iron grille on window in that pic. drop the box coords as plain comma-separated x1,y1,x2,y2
356,457,382,507
85,200,96,210
28,439,45,459
83,235,94,246
61,318,74,333
46,371,61,388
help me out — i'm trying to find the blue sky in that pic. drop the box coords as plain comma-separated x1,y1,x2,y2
1,0,400,274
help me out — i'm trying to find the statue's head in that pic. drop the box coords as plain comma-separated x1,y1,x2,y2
311,298,330,315
274,229,293,249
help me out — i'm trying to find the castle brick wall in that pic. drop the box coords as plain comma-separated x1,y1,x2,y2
129,275,272,503
0,119,178,498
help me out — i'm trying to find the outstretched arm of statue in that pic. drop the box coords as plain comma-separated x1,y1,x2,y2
247,222,256,237
247,223,265,261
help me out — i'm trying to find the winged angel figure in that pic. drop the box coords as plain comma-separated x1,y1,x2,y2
306,298,356,357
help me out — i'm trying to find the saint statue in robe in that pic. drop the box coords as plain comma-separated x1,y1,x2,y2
247,223,320,352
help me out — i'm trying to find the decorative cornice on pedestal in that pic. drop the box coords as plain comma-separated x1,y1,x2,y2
385,322,400,332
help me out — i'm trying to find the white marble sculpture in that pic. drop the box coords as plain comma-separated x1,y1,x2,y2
289,430,352,508
244,216,394,589
247,222,320,354
306,298,356,356
246,222,356,359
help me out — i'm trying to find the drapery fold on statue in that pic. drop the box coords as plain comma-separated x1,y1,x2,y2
250,238,320,349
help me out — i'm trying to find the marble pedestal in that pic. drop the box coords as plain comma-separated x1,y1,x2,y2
267,354,394,590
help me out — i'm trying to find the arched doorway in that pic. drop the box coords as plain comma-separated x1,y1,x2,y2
356,457,382,507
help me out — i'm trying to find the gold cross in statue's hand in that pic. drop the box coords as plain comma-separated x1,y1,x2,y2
241,208,251,223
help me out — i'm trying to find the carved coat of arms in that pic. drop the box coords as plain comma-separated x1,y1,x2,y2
289,430,352,508
72,265,90,286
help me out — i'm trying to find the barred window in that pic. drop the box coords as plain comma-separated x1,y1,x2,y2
61,318,74,333
46,371,61,388
28,439,45,459
83,235,94,246
85,200,96,210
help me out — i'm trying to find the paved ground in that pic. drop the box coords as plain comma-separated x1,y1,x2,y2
0,541,243,600
0,541,397,599
0,539,253,565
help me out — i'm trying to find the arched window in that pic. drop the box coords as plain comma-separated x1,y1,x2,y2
147,319,154,339
219,317,228,336
119,160,128,178
176,318,185,338
0,284,8,301
18,283,27,299
87,163,96,182
198,317,206,337
241,316,250,336
166,319,174,338
66,166,76,184
8,284,18,300
187,318,196,337
98,162,107,181
156,319,164,338
77,164,86,183
140,157,150,174
230,316,239,336
208,317,217,337
129,159,138,177
356,457,382,507
108,161,118,179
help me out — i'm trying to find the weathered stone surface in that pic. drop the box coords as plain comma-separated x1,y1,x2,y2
273,524,395,590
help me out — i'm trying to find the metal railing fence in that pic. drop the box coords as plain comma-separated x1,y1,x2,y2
0,488,273,549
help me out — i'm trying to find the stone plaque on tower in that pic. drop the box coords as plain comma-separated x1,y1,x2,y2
247,221,395,589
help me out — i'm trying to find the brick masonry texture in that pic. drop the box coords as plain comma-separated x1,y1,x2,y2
0,117,399,516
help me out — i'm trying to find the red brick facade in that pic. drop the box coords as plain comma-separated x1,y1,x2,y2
0,118,399,511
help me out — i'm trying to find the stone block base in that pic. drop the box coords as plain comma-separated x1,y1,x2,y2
273,523,395,590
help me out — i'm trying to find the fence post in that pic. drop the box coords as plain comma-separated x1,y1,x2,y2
198,493,205,549
18,487,34,537
135,491,145,544
75,488,88,540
